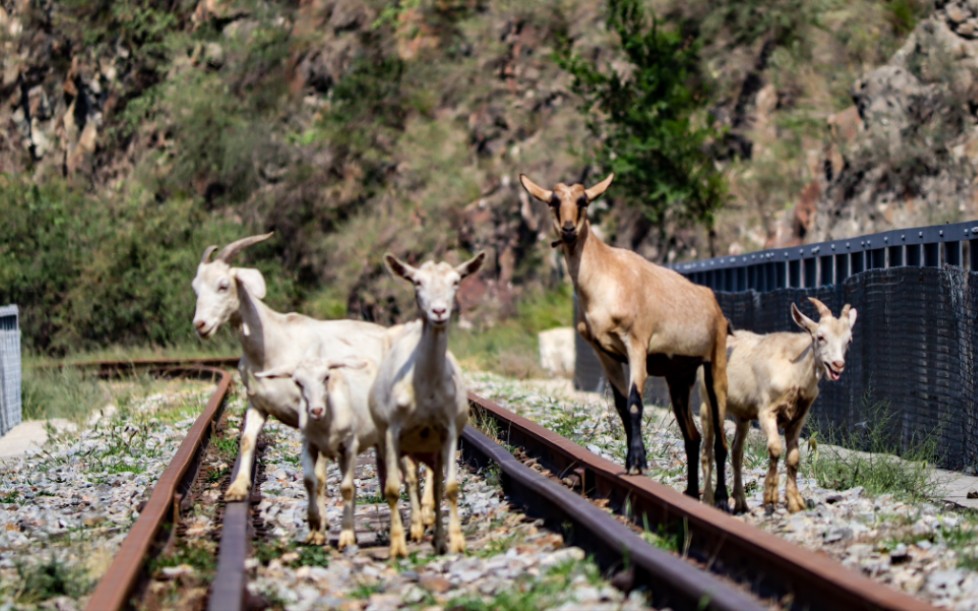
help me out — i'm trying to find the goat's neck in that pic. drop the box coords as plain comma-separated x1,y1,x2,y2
232,288,280,369
561,221,608,302
792,338,821,384
414,319,450,381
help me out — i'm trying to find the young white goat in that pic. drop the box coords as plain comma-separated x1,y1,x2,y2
255,357,376,549
520,173,730,506
370,251,485,557
700,297,857,514
191,233,393,502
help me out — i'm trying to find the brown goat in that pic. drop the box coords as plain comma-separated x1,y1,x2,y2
520,173,730,505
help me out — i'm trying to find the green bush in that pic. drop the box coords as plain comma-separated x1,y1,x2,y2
557,0,727,250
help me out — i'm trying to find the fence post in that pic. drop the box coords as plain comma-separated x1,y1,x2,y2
0,305,22,436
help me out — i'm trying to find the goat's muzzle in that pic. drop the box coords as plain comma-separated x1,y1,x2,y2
309,406,325,420
194,319,214,339
552,228,577,248
825,362,844,382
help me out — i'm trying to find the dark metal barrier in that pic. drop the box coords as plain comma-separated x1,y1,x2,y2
575,220,978,472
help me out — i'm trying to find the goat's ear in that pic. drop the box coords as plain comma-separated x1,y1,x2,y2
384,253,415,281
842,304,857,328
254,364,294,379
519,174,553,203
585,173,615,201
456,251,486,279
791,303,818,334
233,267,267,299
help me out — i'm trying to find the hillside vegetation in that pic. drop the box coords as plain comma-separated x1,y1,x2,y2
0,0,965,354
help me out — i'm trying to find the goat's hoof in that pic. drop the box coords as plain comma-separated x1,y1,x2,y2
338,530,356,550
409,523,425,542
224,481,250,502
389,538,409,559
714,498,732,514
763,503,776,516
421,507,436,527
733,502,748,515
305,531,326,546
448,536,466,555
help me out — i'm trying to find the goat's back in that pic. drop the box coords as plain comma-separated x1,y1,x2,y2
578,241,726,357
723,330,818,420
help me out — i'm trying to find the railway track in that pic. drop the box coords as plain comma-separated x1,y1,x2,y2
75,358,935,610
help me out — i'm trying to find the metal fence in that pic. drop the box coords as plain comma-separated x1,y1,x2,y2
574,220,978,471
0,305,21,436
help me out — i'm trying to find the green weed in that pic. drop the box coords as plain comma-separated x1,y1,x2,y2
21,365,107,423
809,392,940,503
14,556,91,604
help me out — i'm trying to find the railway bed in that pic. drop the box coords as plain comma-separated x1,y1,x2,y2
13,358,945,610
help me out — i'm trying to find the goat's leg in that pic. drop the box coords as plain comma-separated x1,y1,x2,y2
700,400,715,506
403,456,425,542
443,426,465,554
784,411,811,513
225,404,267,502
703,360,730,511
420,464,436,527
731,418,750,514
666,367,700,498
758,413,782,515
337,441,358,550
314,451,329,522
592,350,636,470
381,430,408,558
614,341,649,474
301,442,326,545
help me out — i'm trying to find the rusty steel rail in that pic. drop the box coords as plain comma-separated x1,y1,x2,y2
469,392,937,611
209,441,257,610
84,360,236,611
460,425,765,611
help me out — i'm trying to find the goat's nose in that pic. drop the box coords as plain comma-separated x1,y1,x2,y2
310,406,325,418
833,360,845,371
432,307,447,318
562,223,575,232
194,319,207,332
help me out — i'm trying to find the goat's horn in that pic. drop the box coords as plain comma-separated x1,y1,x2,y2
217,232,274,262
807,297,831,318
200,245,218,264
840,303,851,319
519,174,553,203
584,173,615,201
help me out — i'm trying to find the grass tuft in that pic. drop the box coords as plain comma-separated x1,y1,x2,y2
808,392,940,503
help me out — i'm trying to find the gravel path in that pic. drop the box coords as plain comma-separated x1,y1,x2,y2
0,381,212,610
246,416,650,610
468,372,978,610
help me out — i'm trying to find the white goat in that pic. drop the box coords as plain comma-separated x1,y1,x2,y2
370,251,486,557
700,297,857,514
255,357,376,549
191,233,393,502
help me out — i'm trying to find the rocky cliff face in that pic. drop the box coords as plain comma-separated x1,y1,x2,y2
0,0,969,344
787,0,978,244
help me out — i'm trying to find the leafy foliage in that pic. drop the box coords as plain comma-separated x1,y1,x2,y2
557,0,727,248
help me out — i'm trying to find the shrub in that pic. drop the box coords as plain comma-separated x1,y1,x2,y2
557,0,727,253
